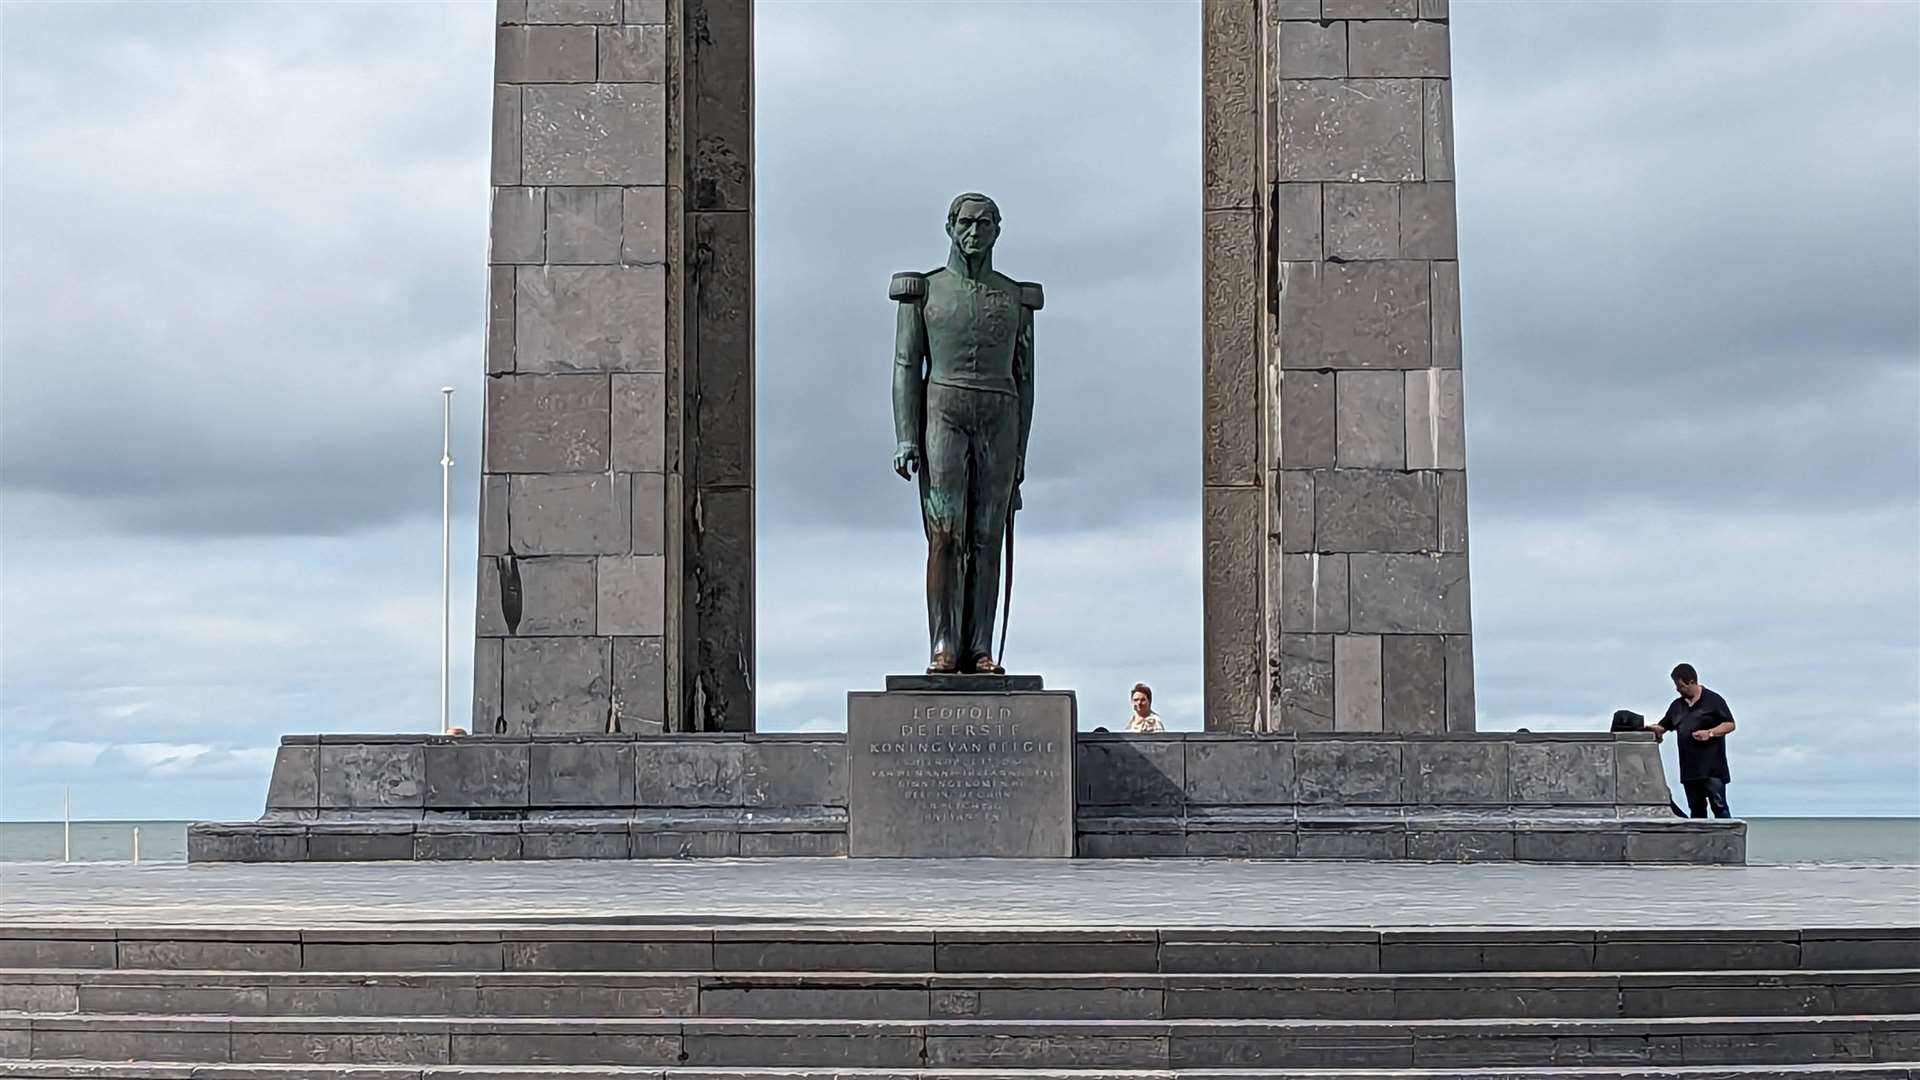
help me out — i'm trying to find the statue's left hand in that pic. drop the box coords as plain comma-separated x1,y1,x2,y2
1011,484,1023,512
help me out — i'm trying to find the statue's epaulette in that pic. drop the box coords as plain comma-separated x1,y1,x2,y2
1018,281,1044,311
889,272,927,302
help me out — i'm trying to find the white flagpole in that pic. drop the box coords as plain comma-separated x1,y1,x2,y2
440,387,455,736
62,786,70,863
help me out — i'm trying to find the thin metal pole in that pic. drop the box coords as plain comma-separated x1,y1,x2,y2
440,387,455,736
62,786,70,863
132,827,141,865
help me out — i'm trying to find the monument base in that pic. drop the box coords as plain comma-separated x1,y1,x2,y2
846,686,1076,858
189,731,1744,865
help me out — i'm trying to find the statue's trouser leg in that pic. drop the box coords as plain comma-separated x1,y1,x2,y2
962,390,1019,666
922,386,972,665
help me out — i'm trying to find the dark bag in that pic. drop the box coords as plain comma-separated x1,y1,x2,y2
1610,709,1683,815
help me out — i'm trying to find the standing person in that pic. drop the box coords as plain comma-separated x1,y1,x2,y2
1645,663,1737,818
1127,684,1164,733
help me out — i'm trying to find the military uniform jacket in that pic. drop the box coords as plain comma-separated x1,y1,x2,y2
891,259,1042,448
893,265,1042,384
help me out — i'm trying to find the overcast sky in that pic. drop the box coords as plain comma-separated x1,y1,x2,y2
1,1,1915,822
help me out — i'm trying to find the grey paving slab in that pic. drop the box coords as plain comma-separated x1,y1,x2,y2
0,861,1912,929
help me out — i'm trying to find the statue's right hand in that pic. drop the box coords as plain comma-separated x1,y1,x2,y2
893,442,922,480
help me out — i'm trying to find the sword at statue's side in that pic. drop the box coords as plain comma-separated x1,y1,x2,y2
1000,277,1039,673
997,485,1018,668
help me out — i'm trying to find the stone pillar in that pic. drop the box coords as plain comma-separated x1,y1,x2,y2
1203,0,1476,733
1200,0,1270,734
475,0,753,735
669,0,755,733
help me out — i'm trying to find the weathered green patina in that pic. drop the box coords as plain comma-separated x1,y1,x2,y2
890,193,1043,674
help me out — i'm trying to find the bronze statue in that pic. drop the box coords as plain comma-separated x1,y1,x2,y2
890,193,1043,675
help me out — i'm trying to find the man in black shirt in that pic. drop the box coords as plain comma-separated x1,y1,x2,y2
1645,663,1737,818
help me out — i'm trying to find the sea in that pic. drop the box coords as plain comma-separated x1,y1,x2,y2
0,818,1915,865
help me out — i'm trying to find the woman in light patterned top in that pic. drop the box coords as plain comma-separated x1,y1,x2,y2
1127,683,1164,733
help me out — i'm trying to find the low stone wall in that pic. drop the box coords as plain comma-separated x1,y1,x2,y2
206,731,849,861
1077,731,1671,812
1075,731,1738,863
188,731,1743,864
255,732,845,817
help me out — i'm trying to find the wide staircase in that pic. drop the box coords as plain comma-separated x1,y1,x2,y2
0,923,1914,1078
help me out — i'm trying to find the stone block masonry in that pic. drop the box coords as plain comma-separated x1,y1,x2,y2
477,0,753,735
1203,0,1475,732
189,731,1745,865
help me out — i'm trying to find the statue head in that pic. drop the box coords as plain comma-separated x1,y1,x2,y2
945,192,1001,259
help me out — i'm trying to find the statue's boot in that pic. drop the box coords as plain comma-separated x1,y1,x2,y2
962,563,1003,673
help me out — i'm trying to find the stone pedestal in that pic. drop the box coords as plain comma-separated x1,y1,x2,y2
847,688,1076,859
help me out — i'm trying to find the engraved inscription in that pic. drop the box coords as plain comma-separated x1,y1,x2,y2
848,690,1075,858
869,714,1060,825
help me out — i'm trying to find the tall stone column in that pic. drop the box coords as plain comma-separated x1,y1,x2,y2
669,0,755,734
1200,0,1270,734
474,0,753,735
1203,0,1476,733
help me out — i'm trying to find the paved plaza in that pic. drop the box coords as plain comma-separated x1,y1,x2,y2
2,859,1913,928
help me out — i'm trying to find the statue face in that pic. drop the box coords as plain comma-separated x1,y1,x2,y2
947,200,1000,257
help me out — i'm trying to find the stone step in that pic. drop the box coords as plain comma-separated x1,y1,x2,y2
190,813,1750,864
3,927,1912,975
4,1064,1919,1080
1,1012,1916,1069
3,968,1914,1021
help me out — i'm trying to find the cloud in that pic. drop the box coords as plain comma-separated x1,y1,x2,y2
11,741,109,771
4,739,284,818
0,1,491,538
0,511,474,818
114,742,212,777
1453,1,1920,517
